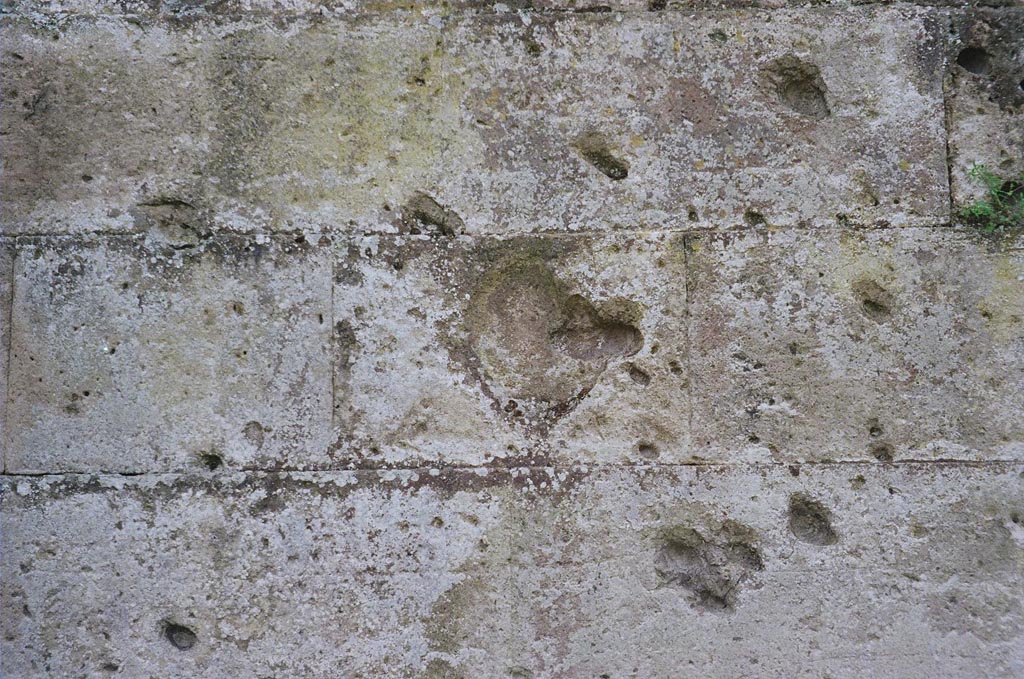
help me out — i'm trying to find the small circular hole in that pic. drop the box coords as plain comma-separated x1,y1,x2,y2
199,453,223,471
956,47,990,76
163,623,197,651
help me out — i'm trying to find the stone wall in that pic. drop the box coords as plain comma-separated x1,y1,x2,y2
1,1,1022,677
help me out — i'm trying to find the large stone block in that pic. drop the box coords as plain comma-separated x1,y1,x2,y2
0,0,651,18
2,7,948,235
2,463,1021,677
4,234,333,473
0,469,513,679
0,238,13,468
948,9,1024,217
687,227,1024,463
331,232,691,467
502,462,1024,678
445,6,947,232
0,17,214,234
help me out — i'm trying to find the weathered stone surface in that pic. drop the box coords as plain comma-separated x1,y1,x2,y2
332,233,690,467
502,463,1024,678
2,7,947,235
446,7,947,232
2,2,1022,674
688,227,1024,463
948,9,1024,211
10,228,1019,473
2,463,1021,678
0,469,513,678
0,0,655,17
6,0,1022,20
4,234,333,473
1,18,214,235
0,238,12,466
329,228,1024,467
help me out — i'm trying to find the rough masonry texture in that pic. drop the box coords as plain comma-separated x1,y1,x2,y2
0,1,1022,678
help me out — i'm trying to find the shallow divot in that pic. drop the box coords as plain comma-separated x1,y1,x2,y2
638,442,659,459
465,256,643,423
764,55,830,120
744,210,768,227
243,420,266,449
132,197,206,247
401,192,464,237
871,442,895,462
788,494,839,546
626,363,651,386
551,294,643,361
163,622,197,651
654,521,763,612
573,132,630,180
851,278,894,323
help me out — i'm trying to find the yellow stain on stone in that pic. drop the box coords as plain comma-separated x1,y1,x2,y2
246,26,478,226
829,230,899,296
980,253,1024,344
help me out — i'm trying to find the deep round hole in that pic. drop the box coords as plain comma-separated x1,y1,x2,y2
956,47,990,76
871,442,894,463
163,623,197,651
199,453,223,471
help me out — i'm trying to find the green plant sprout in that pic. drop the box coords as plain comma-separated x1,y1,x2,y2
959,164,1024,233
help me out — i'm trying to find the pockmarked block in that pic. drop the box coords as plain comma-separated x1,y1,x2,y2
0,470,514,679
3,7,948,235
0,15,466,235
3,463,1020,678
5,234,333,473
331,233,691,467
0,18,213,235
502,463,1024,678
948,9,1024,213
0,0,650,18
445,6,948,232
687,228,1024,463
0,238,13,469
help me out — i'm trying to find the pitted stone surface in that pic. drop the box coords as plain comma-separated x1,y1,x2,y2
688,228,1024,463
2,464,1022,678
948,9,1024,208
331,233,690,467
2,3,1023,677
3,7,947,234
0,238,12,458
6,229,1022,472
0,470,514,678
5,235,333,473
502,463,1024,678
